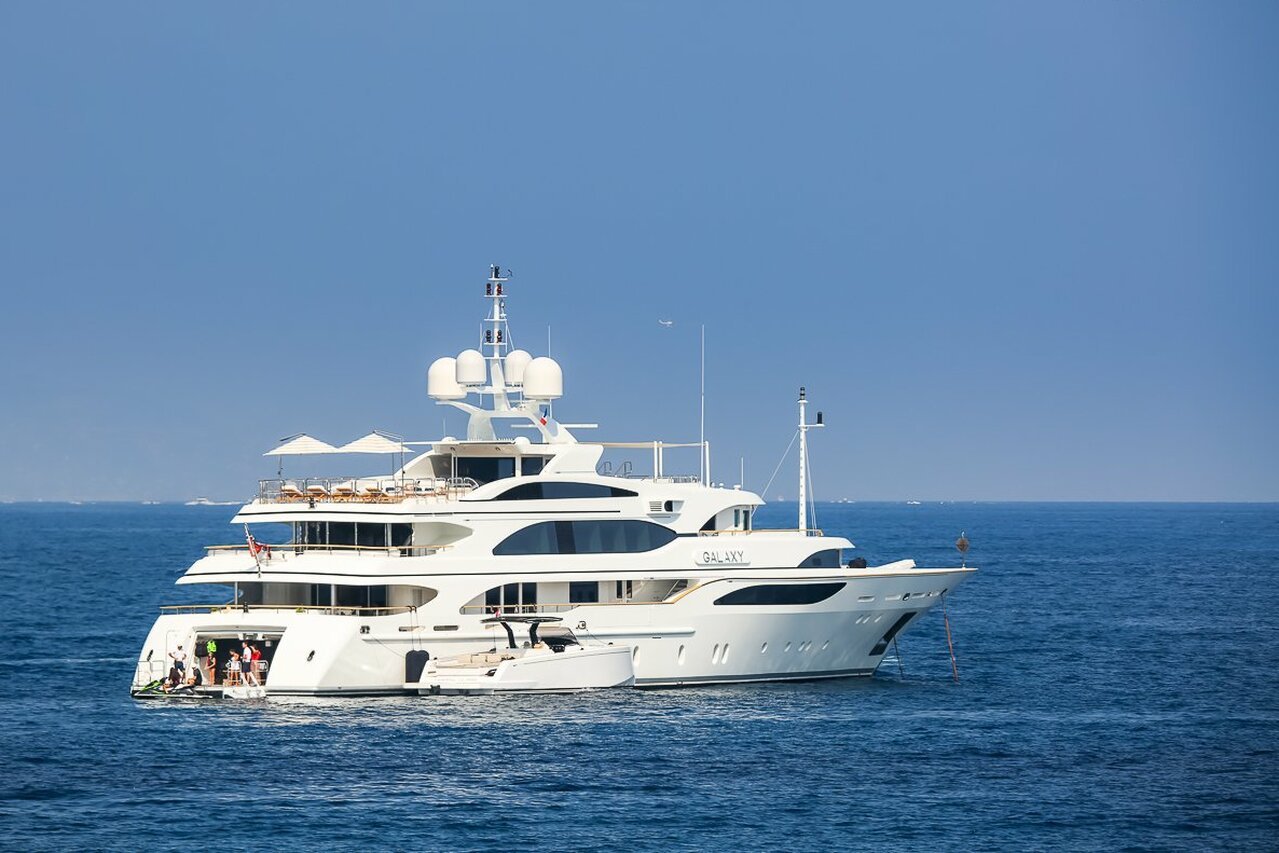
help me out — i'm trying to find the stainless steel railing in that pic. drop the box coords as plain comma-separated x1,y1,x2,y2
257,477,478,503
204,543,450,558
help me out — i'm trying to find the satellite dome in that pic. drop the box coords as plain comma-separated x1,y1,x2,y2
427,357,465,400
504,349,532,386
455,349,486,386
523,357,563,401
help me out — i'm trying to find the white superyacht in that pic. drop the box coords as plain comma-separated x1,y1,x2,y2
131,266,975,697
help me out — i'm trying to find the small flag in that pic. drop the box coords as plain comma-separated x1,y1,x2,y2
245,523,270,574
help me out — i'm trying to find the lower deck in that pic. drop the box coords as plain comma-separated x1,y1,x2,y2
134,565,974,696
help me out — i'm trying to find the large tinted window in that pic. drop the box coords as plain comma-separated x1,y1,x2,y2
390,523,413,548
495,481,637,500
493,520,677,555
798,549,842,568
569,581,600,603
713,583,846,606
457,457,516,485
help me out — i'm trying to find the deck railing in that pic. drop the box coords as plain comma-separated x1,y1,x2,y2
158,603,420,616
698,528,824,537
257,477,478,504
205,543,450,558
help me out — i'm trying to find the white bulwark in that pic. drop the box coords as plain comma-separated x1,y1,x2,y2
131,266,975,697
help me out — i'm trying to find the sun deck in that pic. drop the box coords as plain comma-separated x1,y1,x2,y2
257,476,478,504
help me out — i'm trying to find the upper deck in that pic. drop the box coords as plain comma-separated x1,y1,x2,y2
257,476,478,504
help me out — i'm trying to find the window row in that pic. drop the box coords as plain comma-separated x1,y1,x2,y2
295,521,413,549
455,455,546,485
492,481,637,501
493,520,677,556
713,582,846,606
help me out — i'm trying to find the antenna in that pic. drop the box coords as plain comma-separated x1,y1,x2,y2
797,386,824,532
699,324,706,486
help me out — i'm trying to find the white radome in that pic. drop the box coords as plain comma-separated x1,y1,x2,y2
455,349,487,386
523,356,563,400
504,349,532,386
427,357,465,400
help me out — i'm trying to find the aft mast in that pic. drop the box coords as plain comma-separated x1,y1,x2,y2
483,265,514,410
796,386,824,532
426,265,568,443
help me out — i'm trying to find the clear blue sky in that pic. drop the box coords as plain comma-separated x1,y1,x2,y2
1,3,1275,502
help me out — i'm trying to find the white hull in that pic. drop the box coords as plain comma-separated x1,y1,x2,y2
415,644,634,695
133,566,971,695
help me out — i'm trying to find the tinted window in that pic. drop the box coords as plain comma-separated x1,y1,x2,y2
356,523,386,548
521,457,546,476
713,582,846,606
798,549,841,568
495,481,637,500
390,523,413,548
328,522,356,547
457,456,516,485
493,520,677,555
569,582,599,603
335,585,388,608
481,583,537,611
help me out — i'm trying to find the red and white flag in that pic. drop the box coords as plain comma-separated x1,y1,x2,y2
245,524,270,574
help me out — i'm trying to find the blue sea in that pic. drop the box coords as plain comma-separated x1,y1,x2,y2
0,502,1276,851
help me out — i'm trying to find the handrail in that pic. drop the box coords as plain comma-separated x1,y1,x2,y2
158,603,419,616
698,528,824,537
205,543,450,556
257,476,476,504
458,591,698,615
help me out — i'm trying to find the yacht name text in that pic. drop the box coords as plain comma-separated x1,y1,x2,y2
697,549,749,565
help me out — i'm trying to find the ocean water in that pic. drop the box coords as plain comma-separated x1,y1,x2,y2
0,502,1276,851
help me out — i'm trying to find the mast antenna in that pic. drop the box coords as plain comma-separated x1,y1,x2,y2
699,324,706,486
797,386,824,532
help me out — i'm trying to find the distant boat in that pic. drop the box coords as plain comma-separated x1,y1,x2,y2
906,500,921,505
141,501,162,505
185,497,239,506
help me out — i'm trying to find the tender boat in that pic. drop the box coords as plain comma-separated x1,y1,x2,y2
408,616,635,695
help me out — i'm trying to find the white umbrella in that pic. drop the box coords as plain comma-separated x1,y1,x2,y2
337,432,415,455
263,434,338,456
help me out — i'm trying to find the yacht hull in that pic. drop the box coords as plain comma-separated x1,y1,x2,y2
132,567,973,695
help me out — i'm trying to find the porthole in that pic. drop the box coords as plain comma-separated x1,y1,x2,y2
760,642,768,654
632,647,641,668
677,645,686,666
721,644,730,664
711,643,720,664
821,640,830,650
784,642,792,653
306,650,315,662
